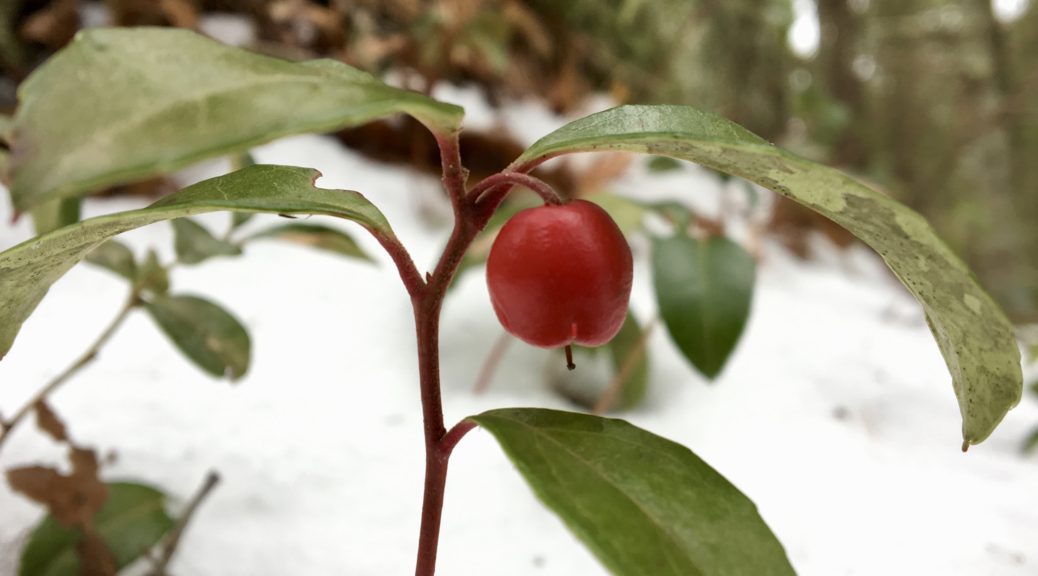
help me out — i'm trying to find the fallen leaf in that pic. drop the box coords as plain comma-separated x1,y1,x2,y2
7,447,108,528
34,400,68,442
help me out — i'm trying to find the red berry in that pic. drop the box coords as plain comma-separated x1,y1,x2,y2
486,200,633,349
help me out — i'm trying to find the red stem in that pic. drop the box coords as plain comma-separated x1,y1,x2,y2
413,133,482,576
468,171,563,206
470,156,557,223
439,419,477,456
373,231,425,297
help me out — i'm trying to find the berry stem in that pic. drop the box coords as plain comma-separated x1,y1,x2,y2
565,345,576,371
469,171,563,207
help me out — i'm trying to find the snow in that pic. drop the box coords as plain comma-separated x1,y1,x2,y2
1,89,1037,576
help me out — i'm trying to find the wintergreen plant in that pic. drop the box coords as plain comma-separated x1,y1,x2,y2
0,28,1023,575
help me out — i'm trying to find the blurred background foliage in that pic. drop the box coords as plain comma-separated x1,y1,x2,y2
0,0,1035,322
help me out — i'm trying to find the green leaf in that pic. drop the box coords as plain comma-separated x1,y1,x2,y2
84,240,136,281
231,211,255,230
512,104,1023,446
145,294,250,380
244,222,372,262
1022,426,1038,455
606,312,650,409
136,249,170,295
19,482,174,576
171,218,242,264
228,155,258,231
647,155,683,173
471,408,795,576
8,27,464,211
0,164,394,361
652,234,755,380
29,198,81,234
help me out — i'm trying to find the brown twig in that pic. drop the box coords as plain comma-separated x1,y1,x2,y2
0,290,138,455
148,470,221,576
472,331,512,394
592,317,657,415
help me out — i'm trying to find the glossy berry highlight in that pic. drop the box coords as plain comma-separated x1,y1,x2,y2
486,199,633,350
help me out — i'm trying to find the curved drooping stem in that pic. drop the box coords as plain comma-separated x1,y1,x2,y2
466,160,547,226
468,171,563,207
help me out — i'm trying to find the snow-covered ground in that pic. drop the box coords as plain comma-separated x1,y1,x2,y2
1,88,1036,576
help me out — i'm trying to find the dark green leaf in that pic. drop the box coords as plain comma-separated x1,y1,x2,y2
0,165,394,360
711,169,733,183
29,198,80,234
647,155,682,172
145,294,250,380
244,222,372,262
19,482,174,576
172,218,242,264
1023,426,1038,455
653,234,755,380
512,104,1023,446
231,211,254,230
136,250,170,295
8,27,463,211
84,240,136,281
471,408,795,576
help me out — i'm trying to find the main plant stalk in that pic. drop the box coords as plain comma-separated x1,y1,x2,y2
412,134,480,576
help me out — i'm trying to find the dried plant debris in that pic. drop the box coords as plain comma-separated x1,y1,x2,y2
7,447,109,528
33,400,69,442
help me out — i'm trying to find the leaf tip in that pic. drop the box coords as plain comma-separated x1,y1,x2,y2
225,366,247,382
